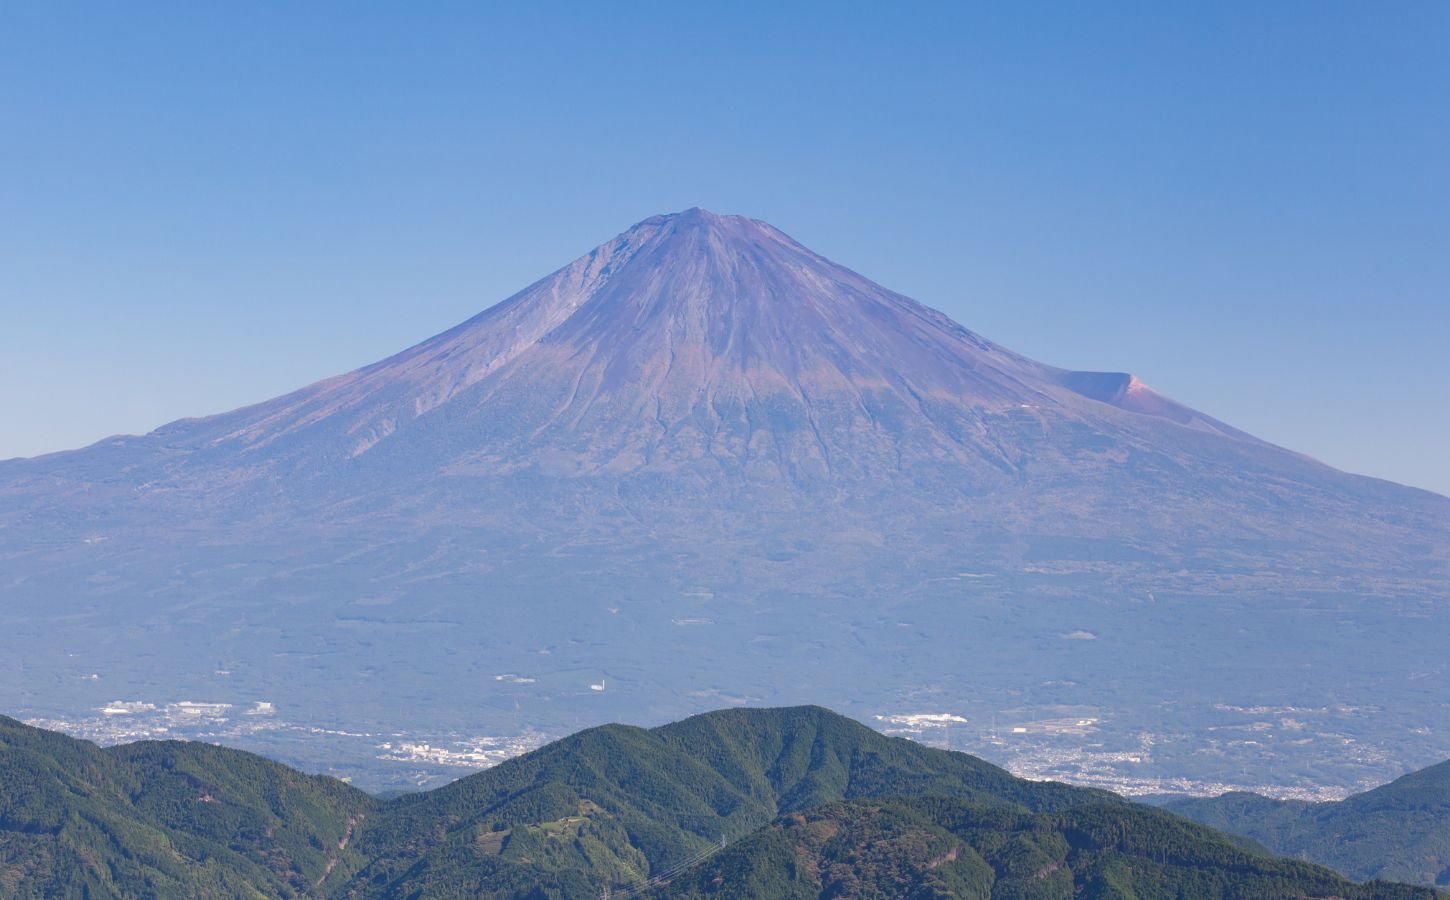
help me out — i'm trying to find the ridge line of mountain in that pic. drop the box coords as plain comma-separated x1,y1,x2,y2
3,705,1448,897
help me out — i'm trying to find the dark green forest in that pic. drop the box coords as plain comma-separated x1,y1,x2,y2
663,797,1435,900
1167,759,1450,888
1,708,1443,899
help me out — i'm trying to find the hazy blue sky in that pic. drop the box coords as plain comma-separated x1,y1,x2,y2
3,3,1447,494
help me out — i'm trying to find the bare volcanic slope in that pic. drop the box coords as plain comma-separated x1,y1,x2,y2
2,209,1447,792
10,210,1438,542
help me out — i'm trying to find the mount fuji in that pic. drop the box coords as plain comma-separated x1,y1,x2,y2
3,209,1446,792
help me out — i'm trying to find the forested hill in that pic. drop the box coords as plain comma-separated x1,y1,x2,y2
1166,758,1450,888
2,708,1444,898
659,797,1436,900
340,705,1117,896
0,713,374,897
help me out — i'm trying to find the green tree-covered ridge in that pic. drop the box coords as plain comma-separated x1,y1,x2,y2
0,712,373,898
1,707,1443,898
1167,759,1450,888
663,797,1434,900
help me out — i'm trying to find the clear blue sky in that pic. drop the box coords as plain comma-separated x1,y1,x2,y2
3,2,1447,494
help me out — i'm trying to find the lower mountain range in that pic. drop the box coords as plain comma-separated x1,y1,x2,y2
1164,759,1450,888
1,705,1441,899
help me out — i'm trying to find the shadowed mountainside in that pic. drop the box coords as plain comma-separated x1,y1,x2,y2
1166,758,1450,888
659,797,1437,900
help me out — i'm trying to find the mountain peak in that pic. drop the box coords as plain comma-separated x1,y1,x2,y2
171,208,1263,467
661,205,729,223
620,206,789,257
637,206,755,228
